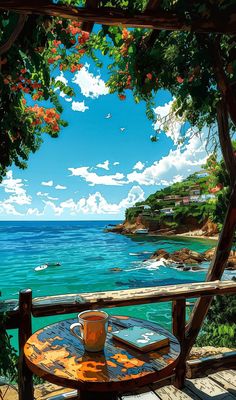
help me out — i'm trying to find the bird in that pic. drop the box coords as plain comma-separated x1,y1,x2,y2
105,113,112,119
120,127,125,132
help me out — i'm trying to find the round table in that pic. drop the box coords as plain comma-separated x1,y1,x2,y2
24,316,180,400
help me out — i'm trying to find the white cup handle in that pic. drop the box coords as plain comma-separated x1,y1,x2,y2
70,322,83,342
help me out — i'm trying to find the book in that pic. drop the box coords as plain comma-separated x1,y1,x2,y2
112,326,169,352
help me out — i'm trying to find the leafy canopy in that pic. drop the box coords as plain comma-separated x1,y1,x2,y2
0,0,236,179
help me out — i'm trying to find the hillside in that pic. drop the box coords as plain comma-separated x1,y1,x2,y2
109,170,221,237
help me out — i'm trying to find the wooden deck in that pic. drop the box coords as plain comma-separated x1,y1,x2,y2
29,369,236,400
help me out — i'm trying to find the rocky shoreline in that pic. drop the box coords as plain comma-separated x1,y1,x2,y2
150,247,236,271
106,218,218,239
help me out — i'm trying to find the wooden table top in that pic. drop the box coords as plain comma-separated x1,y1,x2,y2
24,316,180,393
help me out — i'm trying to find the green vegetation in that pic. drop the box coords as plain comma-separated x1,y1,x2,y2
125,169,217,230
197,295,236,348
0,1,236,181
0,305,17,381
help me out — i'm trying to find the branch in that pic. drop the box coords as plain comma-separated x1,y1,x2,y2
0,14,27,56
0,1,236,34
210,37,236,127
216,100,236,185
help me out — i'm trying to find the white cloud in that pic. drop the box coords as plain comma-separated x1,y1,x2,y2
153,100,185,145
113,162,120,166
24,186,144,218
41,180,53,187
68,167,125,186
96,160,109,170
47,196,59,201
0,170,31,205
0,203,23,216
133,161,145,171
37,192,49,197
71,101,89,112
72,63,109,99
126,132,207,186
55,184,67,190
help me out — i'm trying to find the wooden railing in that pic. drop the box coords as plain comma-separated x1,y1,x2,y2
2,280,236,400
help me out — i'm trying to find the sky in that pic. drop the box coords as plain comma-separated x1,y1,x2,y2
0,57,208,221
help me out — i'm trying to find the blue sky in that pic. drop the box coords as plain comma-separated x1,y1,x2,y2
0,58,208,220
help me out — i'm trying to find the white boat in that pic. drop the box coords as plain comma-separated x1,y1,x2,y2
135,228,149,234
35,264,48,272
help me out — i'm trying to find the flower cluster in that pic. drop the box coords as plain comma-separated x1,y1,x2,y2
26,105,60,132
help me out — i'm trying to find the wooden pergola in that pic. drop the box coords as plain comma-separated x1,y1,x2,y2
1,1,236,399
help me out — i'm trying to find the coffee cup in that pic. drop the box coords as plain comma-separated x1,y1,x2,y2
70,310,108,352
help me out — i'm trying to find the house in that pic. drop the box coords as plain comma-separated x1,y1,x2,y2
160,207,174,216
189,184,201,196
190,195,201,202
182,196,190,204
196,170,209,178
164,195,182,201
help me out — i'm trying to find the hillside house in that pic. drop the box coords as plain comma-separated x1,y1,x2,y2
160,207,174,215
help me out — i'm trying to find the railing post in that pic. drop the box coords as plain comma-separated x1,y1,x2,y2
18,289,34,400
172,299,186,389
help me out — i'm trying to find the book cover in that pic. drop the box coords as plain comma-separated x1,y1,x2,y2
112,326,169,352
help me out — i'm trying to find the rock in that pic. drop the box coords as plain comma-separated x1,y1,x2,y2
190,346,235,360
110,268,123,272
150,249,169,260
183,266,191,271
226,261,236,270
191,265,204,271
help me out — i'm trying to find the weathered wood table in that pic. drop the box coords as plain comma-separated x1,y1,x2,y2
24,316,180,400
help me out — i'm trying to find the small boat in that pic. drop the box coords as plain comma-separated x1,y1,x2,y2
34,262,61,271
135,228,149,234
35,264,48,272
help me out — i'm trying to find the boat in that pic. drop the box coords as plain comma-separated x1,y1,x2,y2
135,228,149,234
34,262,61,271
35,264,48,272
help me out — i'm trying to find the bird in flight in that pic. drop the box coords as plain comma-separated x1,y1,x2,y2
105,113,112,119
120,127,125,132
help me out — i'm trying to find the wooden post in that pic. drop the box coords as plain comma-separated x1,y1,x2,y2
172,299,186,389
18,289,34,400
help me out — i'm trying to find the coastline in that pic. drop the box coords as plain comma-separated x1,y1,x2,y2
174,232,218,241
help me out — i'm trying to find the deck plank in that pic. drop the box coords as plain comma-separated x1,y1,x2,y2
210,370,236,388
185,376,235,399
154,384,200,400
121,386,160,399
209,370,236,396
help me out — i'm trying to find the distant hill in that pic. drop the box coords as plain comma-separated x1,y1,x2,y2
110,171,221,236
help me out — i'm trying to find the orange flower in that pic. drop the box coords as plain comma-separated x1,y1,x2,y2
146,73,152,80
122,28,129,40
119,94,126,100
176,76,184,83
22,98,26,105
20,68,27,74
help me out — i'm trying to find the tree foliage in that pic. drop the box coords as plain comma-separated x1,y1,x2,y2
0,1,236,180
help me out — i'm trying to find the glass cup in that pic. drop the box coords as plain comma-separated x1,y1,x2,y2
70,310,109,352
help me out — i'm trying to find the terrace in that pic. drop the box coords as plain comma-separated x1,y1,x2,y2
0,1,236,399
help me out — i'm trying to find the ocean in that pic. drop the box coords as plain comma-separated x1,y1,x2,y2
1,220,229,342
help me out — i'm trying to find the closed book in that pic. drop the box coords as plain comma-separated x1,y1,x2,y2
112,326,169,352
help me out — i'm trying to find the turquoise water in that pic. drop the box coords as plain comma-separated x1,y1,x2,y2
0,220,220,345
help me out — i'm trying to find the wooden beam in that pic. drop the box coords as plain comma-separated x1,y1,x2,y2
81,0,99,33
18,289,34,400
31,280,236,317
0,2,236,34
172,299,186,388
179,183,236,387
